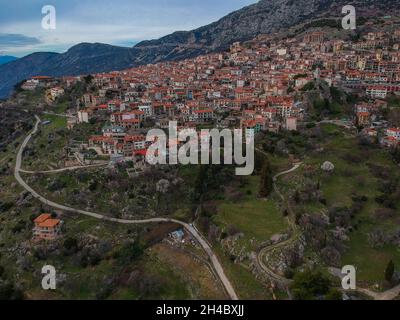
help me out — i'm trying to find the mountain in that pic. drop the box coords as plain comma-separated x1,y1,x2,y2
134,0,396,55
37,43,139,76
0,0,397,99
0,44,138,99
0,56,17,65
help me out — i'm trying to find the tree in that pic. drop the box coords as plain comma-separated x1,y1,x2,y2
63,237,79,255
325,288,342,300
83,74,94,84
391,146,400,164
301,81,315,91
291,270,331,300
259,158,273,197
294,190,300,203
385,260,395,282
387,109,400,127
0,281,23,300
193,165,207,200
115,241,144,265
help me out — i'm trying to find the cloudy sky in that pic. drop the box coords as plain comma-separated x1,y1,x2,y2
0,0,256,57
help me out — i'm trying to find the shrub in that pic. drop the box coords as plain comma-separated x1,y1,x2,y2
226,224,240,237
114,241,144,265
325,288,342,300
385,260,395,282
0,202,13,213
63,237,79,254
292,270,331,300
0,281,23,300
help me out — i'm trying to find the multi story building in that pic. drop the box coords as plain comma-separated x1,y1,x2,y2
33,214,63,241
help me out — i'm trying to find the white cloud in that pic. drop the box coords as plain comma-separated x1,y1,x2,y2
0,0,256,56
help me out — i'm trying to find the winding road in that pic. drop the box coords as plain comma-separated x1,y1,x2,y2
19,163,107,174
257,163,302,286
254,148,302,291
14,115,238,300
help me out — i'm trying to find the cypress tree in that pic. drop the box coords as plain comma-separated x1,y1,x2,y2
259,158,273,197
385,260,395,282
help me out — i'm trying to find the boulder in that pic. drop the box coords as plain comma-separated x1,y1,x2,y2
321,161,335,172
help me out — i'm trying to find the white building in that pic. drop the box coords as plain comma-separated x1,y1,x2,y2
138,105,153,117
285,117,297,131
78,110,90,123
192,109,214,122
386,128,400,140
366,86,388,99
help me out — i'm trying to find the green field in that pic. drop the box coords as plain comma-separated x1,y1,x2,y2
215,176,288,248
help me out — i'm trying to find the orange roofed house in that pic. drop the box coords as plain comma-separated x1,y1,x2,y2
33,214,63,240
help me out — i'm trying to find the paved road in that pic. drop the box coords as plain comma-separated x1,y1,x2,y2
20,163,107,174
254,154,302,291
257,163,302,261
43,111,76,119
318,119,355,130
14,116,238,300
300,119,356,130
273,163,302,198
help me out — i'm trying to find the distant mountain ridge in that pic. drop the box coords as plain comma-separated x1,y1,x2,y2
0,0,397,99
0,56,17,65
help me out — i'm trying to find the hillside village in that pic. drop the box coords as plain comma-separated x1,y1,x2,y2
20,21,400,167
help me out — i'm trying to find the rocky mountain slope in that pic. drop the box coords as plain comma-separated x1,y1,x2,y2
0,0,398,99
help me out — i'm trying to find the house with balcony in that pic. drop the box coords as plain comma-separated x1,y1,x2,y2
33,214,63,241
